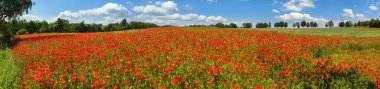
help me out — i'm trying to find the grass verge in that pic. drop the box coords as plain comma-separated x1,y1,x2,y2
0,49,19,88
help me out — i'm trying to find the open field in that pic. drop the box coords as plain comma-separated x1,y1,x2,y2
3,27,380,88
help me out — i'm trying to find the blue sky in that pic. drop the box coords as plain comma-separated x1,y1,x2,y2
21,0,380,26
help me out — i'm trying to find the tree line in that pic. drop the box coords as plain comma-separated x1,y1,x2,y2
354,19,380,28
7,18,159,35
256,22,271,28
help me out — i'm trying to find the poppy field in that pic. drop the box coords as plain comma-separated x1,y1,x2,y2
10,27,380,88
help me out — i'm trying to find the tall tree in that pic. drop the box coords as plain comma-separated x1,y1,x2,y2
229,23,238,28
215,23,225,28
0,0,34,20
242,23,252,28
301,21,307,28
120,19,129,30
339,22,345,27
328,20,334,28
0,0,34,48
345,21,353,27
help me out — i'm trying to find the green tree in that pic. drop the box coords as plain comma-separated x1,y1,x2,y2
328,20,334,28
0,0,34,20
242,23,252,28
0,0,34,48
229,23,238,28
345,21,353,27
215,23,225,28
120,19,129,30
301,21,307,28
339,22,345,27
53,18,69,32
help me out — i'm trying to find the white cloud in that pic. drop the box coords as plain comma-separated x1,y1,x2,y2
342,8,355,18
369,5,378,11
206,16,227,23
355,13,370,21
282,0,315,12
133,1,228,25
342,8,369,21
133,1,179,16
57,3,130,23
275,12,327,24
140,13,227,25
20,14,42,21
272,9,280,13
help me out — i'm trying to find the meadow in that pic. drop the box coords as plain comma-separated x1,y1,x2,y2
2,27,380,89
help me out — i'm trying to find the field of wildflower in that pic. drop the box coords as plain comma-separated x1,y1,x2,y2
8,27,380,89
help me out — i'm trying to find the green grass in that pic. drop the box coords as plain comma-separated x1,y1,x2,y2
246,28,380,38
0,49,19,89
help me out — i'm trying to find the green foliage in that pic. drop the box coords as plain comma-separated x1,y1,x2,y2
339,22,345,27
0,0,33,20
273,22,287,28
301,21,307,27
256,22,271,28
293,22,301,28
242,23,253,28
229,23,238,28
345,21,353,27
0,21,12,48
326,20,334,28
16,28,28,35
0,49,19,88
215,23,225,28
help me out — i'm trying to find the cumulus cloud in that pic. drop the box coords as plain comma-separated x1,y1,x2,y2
342,8,369,21
272,9,280,13
275,12,327,24
140,13,227,25
57,3,130,23
355,13,370,21
133,1,179,16
133,1,228,25
20,14,42,21
342,8,355,18
369,5,378,11
282,0,315,12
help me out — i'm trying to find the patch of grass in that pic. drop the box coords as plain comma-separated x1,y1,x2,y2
247,28,380,38
0,49,20,88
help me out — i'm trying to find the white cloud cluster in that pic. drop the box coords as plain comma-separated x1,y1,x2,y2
133,1,179,16
369,5,378,11
342,8,355,18
342,8,369,21
133,1,228,25
282,0,315,12
57,3,130,23
272,9,280,13
275,12,327,23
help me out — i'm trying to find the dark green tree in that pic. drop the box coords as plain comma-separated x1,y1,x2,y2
345,21,353,27
242,23,252,28
229,23,238,28
215,23,225,28
339,22,345,27
301,21,307,28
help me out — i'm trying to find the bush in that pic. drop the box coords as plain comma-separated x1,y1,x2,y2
16,28,29,35
0,22,12,48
